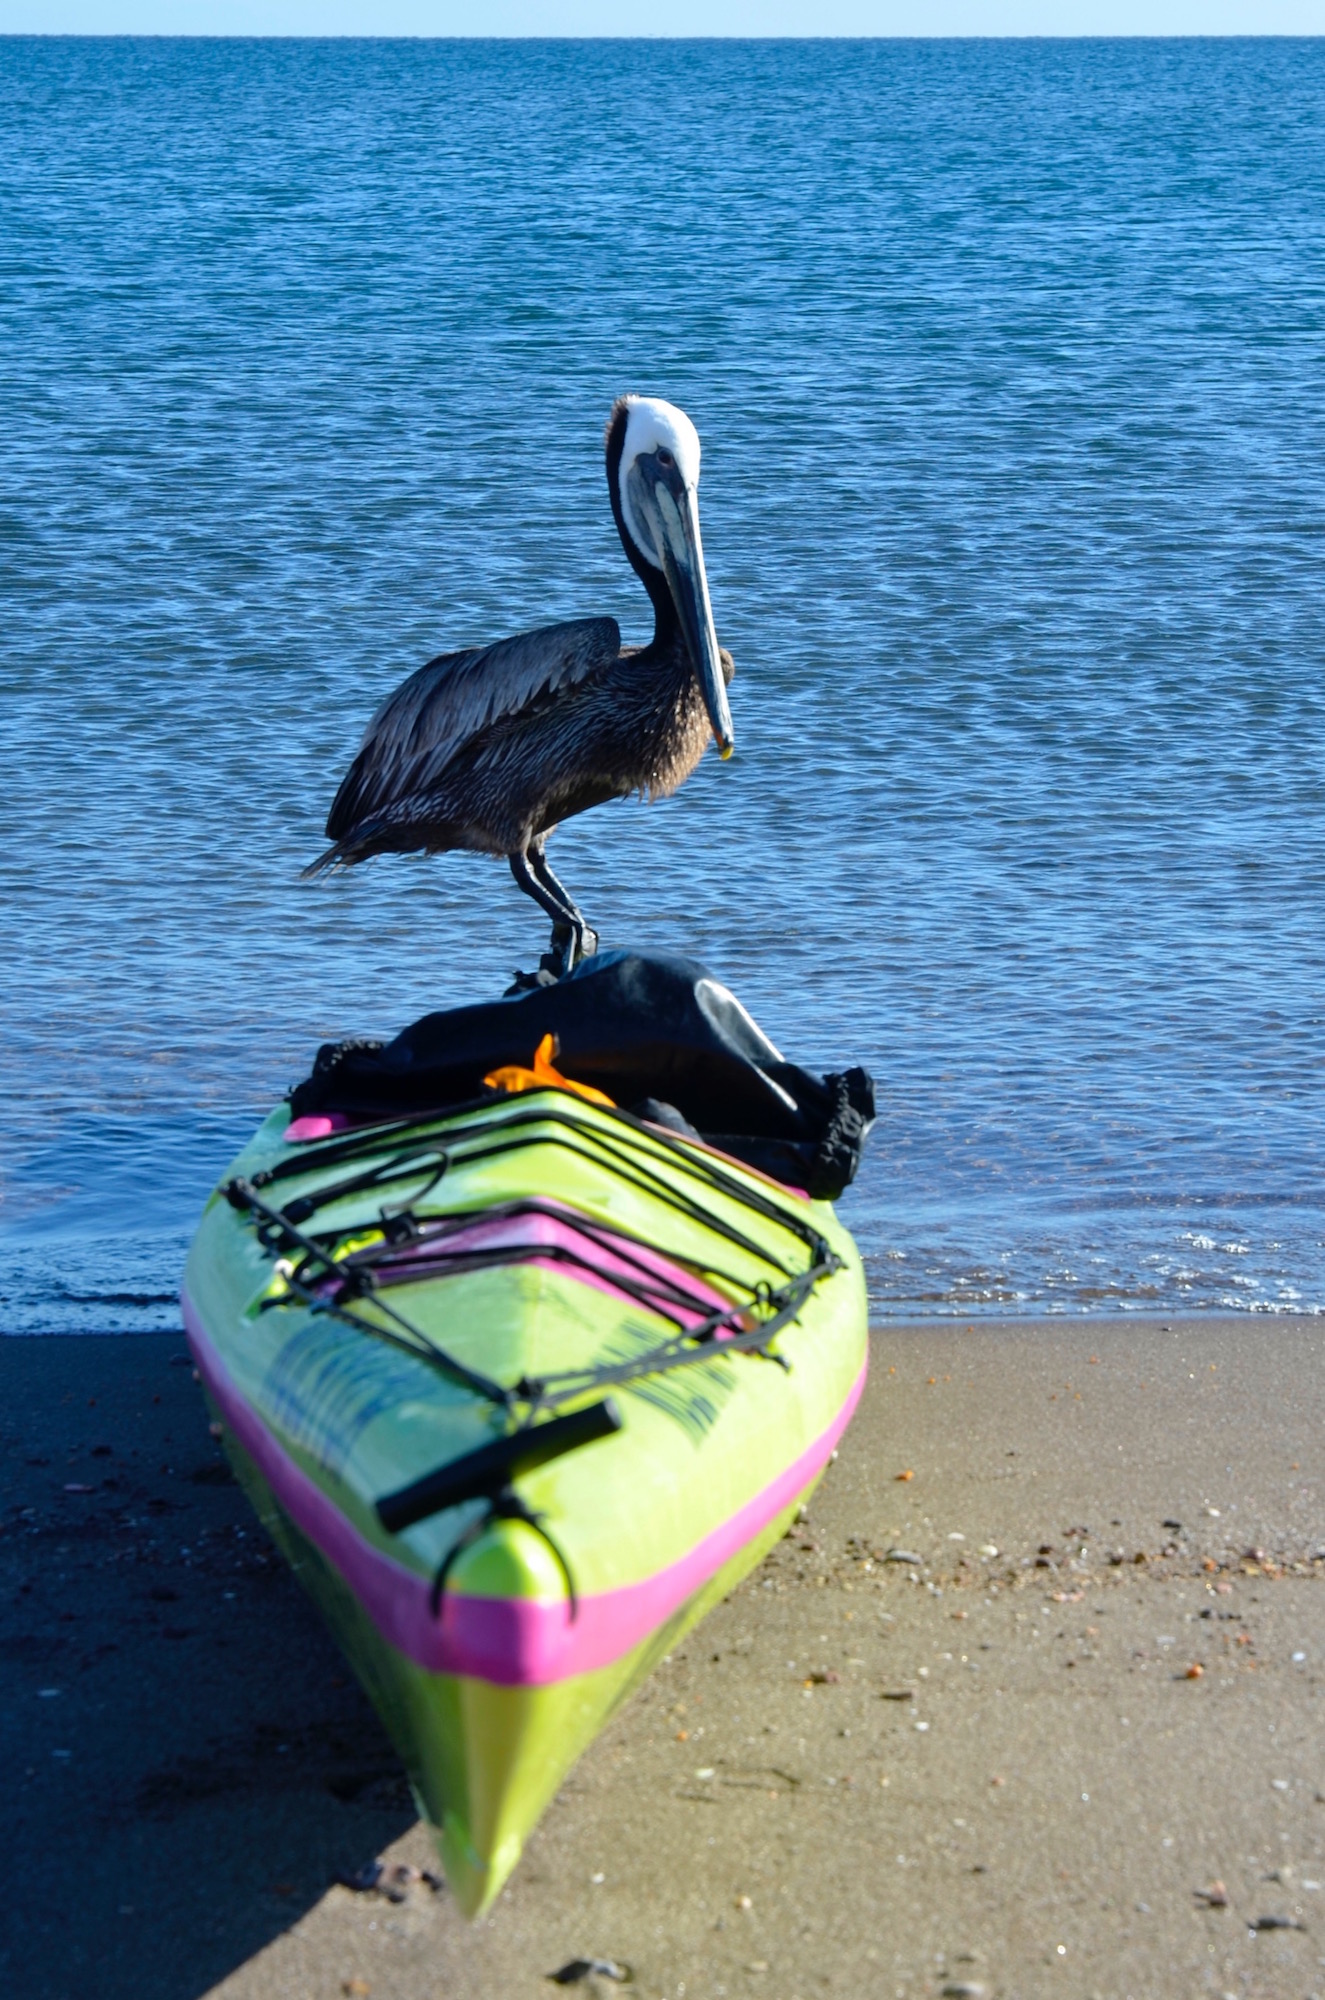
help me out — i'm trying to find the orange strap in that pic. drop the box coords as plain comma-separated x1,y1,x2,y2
484,1032,615,1109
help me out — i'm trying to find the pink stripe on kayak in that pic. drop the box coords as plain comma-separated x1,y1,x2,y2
183,1287,866,1689
285,1111,354,1142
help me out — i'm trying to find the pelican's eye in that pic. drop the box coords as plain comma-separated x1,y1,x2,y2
656,448,674,469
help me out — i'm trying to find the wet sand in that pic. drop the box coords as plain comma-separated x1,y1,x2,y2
5,1318,1323,2000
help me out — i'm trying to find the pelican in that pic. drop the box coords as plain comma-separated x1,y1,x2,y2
305,396,735,977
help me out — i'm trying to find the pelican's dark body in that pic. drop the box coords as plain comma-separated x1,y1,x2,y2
315,620,725,868
307,400,734,963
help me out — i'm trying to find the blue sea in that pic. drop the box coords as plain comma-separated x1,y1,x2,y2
3,36,1324,1331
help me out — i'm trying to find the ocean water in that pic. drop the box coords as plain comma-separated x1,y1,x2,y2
4,36,1324,1331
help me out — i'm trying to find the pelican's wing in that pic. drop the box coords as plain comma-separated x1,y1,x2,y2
325,616,621,840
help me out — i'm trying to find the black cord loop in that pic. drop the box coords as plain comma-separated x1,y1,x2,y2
429,1489,579,1620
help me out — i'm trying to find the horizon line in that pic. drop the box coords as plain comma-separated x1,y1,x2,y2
4,26,1321,35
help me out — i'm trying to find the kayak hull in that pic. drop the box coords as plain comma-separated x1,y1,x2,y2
213,1405,830,1913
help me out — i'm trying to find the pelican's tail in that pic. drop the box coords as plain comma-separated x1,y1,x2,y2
301,843,346,879
301,813,399,876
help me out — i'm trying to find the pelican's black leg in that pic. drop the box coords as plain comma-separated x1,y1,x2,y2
530,844,598,965
509,848,596,978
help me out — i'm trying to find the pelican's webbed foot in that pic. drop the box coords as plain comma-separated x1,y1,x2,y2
544,922,597,981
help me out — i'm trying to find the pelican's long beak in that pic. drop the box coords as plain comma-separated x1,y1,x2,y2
630,460,735,759
663,484,734,759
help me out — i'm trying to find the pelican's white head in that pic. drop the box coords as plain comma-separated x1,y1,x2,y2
618,396,702,568
606,394,733,759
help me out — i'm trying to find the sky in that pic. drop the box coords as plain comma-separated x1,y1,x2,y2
4,2,1324,35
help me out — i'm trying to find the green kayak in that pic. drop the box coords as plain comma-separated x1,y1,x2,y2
182,963,869,1916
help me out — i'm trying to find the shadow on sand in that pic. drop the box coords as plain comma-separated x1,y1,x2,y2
1,1334,416,2000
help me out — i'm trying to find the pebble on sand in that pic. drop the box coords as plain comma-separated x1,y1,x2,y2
338,1861,384,1894
335,1859,442,1903
547,1959,631,1985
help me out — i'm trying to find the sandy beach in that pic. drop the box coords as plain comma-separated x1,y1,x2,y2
5,1317,1323,2000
